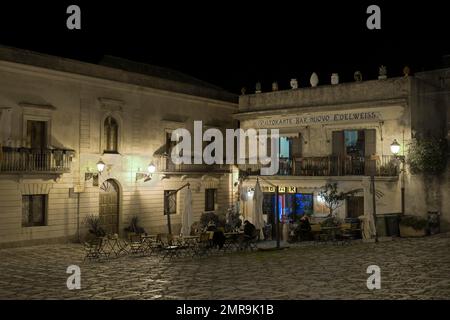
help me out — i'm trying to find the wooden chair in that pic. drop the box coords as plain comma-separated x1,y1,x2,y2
194,232,212,257
129,234,144,255
242,229,259,251
83,238,105,261
159,234,180,260
310,224,321,242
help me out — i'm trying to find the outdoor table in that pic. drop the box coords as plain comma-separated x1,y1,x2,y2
223,232,244,251
100,236,129,257
319,226,340,242
176,236,200,257
140,235,159,255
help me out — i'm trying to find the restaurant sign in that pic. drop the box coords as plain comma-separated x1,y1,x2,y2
255,111,381,128
263,186,297,193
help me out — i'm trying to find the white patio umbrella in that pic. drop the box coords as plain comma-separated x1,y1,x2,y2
181,187,193,236
252,180,264,236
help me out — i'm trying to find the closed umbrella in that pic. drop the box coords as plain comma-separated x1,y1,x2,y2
181,188,193,236
252,180,264,236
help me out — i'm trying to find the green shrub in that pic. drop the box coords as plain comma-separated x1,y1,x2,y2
124,216,146,234
400,215,427,230
84,214,106,237
407,137,448,175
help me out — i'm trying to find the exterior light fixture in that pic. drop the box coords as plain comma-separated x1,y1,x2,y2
85,159,106,186
136,162,156,182
148,163,156,174
390,139,401,156
96,159,106,173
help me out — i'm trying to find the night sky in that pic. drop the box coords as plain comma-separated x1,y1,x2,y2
0,1,449,94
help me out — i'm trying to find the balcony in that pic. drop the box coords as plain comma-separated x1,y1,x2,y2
0,147,75,174
239,155,399,177
154,155,232,174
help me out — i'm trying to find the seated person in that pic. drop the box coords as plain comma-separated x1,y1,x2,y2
295,215,312,241
206,221,225,249
243,220,256,238
239,220,258,250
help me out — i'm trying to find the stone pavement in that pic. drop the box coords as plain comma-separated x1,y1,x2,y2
0,233,449,300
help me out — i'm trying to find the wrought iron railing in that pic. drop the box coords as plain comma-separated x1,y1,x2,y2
239,155,399,177
0,147,74,173
155,155,232,174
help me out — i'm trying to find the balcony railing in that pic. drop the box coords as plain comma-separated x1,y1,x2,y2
0,147,74,174
155,155,232,174
239,155,399,177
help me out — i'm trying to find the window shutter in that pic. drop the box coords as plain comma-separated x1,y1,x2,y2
332,131,345,156
364,129,377,157
332,131,345,175
365,129,377,175
26,121,33,148
291,134,302,157
266,136,272,158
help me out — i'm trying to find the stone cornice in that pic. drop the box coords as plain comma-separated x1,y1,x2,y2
0,60,238,110
234,98,408,120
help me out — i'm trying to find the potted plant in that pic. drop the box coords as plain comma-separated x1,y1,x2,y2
427,211,440,235
84,214,106,240
399,215,427,237
124,216,146,240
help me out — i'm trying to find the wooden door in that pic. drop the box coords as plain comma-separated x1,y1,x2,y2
99,180,119,235
347,196,364,219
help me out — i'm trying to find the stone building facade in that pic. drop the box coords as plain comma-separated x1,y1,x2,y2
0,47,238,247
0,46,448,247
236,73,449,235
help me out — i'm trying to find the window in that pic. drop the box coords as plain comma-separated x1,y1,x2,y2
344,130,365,158
262,192,313,223
277,135,301,175
104,116,118,153
166,131,178,156
164,190,177,215
205,188,217,212
27,120,47,149
332,129,377,175
22,195,47,227
263,193,275,215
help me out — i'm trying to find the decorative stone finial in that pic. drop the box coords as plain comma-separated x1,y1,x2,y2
290,78,298,89
310,72,319,87
378,65,387,80
403,66,411,77
331,73,339,85
272,81,279,91
255,82,262,94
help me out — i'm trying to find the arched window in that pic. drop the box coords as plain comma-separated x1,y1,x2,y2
104,116,118,153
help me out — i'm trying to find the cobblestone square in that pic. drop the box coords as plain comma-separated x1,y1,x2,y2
0,234,449,300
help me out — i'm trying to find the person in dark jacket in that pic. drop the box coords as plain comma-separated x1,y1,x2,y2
206,221,225,249
243,220,256,237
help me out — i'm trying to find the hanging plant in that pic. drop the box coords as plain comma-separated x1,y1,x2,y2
407,137,448,175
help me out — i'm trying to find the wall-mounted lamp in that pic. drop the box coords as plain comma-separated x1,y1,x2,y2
390,139,405,162
247,187,255,198
85,159,106,186
390,139,401,156
136,163,156,182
